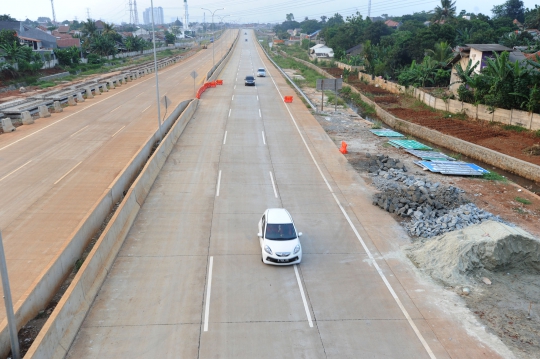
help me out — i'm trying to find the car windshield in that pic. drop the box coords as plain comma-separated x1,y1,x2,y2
246,76,254,80
265,223,297,240
258,69,265,72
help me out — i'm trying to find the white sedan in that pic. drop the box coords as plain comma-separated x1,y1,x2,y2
257,68,266,77
258,208,302,265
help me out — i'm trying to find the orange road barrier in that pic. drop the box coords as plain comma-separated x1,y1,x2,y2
216,80,223,85
339,141,348,154
196,81,221,99
284,96,293,103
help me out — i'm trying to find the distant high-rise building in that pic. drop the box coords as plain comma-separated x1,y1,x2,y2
143,7,164,25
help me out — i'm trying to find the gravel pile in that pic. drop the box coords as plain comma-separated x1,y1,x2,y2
367,153,504,238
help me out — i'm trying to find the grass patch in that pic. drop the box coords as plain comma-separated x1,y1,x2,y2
482,170,507,182
412,100,435,112
534,130,540,138
325,91,347,107
270,53,321,88
515,196,532,205
513,207,526,214
448,153,462,160
372,120,383,129
502,124,527,132
276,44,310,61
382,142,392,148
38,81,56,89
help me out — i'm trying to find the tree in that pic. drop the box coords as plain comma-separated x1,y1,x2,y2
286,13,295,22
320,16,327,24
164,31,175,44
432,0,457,21
0,14,17,21
0,41,28,63
300,19,320,34
0,29,18,48
425,41,453,67
81,19,98,40
325,13,344,28
363,21,393,45
524,5,540,29
492,0,525,22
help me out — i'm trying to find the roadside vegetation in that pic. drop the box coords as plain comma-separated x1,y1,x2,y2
269,0,540,113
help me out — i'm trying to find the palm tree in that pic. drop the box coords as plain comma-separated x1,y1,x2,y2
432,0,456,22
101,22,116,36
81,19,97,39
425,41,454,67
455,28,473,46
0,41,28,63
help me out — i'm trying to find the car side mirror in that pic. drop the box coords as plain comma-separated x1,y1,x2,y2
258,232,262,237
298,232,303,237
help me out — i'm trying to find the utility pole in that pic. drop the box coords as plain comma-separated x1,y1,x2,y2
50,0,57,25
201,7,224,67
368,0,372,18
150,0,162,140
128,0,134,25
86,8,91,20
133,0,139,25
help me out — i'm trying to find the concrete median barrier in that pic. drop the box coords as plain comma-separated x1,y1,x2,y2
21,111,34,125
53,101,62,113
1,118,15,132
76,93,84,103
67,96,76,106
38,105,51,118
23,99,199,359
85,88,94,99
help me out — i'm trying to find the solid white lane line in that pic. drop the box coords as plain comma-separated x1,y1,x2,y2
223,131,227,145
216,170,222,197
257,47,436,359
262,131,266,145
110,105,122,113
0,160,32,183
229,109,232,117
259,109,261,118
70,125,89,137
269,171,278,198
142,105,151,112
203,256,214,332
294,265,314,328
112,125,126,137
54,161,82,185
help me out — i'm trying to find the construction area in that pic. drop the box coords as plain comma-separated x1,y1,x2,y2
323,67,540,167
293,71,540,358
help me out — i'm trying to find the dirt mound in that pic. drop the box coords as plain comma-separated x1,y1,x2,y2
406,221,540,285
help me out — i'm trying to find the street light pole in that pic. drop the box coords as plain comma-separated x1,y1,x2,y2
201,7,224,67
217,15,230,58
150,0,162,140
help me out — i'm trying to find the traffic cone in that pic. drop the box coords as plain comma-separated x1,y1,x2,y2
339,141,348,154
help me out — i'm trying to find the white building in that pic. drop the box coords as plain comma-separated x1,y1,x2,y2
143,7,165,25
309,44,334,59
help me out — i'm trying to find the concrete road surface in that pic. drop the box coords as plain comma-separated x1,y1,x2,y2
0,32,235,324
67,31,504,358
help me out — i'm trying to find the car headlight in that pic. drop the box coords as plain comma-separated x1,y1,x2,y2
264,245,273,255
294,244,301,254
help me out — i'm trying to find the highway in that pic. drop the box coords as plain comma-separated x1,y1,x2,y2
66,30,503,358
0,31,235,324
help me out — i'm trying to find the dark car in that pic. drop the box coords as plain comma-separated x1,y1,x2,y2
245,76,255,86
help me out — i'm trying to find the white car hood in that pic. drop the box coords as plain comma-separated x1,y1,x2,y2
265,238,299,253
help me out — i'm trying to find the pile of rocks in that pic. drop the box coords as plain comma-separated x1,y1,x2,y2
368,153,504,238
405,203,504,238
366,153,407,173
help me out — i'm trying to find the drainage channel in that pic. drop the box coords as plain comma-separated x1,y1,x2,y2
348,101,540,195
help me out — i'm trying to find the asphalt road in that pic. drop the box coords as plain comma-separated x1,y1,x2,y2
0,32,235,323
65,30,454,358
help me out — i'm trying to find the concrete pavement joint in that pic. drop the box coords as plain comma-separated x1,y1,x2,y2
256,43,437,359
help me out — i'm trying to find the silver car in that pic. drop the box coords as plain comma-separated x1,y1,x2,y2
257,68,266,77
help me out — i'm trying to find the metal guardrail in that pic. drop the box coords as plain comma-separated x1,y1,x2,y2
258,42,318,113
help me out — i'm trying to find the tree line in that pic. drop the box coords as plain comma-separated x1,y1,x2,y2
273,0,540,112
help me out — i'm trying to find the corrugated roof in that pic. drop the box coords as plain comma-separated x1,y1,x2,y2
465,44,512,52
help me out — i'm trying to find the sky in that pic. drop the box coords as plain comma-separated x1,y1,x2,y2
2,0,539,25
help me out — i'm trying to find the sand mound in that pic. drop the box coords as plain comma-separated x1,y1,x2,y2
406,220,540,286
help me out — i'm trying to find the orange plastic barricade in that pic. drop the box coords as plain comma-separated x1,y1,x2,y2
339,141,348,154
284,96,293,103
209,81,217,88
216,80,223,85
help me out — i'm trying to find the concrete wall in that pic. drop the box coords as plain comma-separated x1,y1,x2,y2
279,53,540,181
24,99,199,359
356,72,540,131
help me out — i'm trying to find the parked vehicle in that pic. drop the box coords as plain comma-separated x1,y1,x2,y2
258,208,302,265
